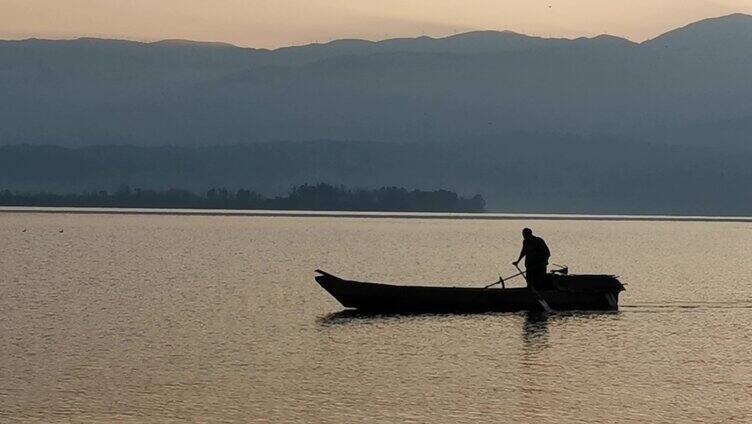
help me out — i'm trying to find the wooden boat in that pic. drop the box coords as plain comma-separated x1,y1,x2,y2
315,269,625,313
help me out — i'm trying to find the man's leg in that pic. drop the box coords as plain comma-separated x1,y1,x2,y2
527,266,545,289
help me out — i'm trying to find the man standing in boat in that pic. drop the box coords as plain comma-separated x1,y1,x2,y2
512,228,551,290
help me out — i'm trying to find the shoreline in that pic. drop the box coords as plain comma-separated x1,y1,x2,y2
2,206,752,222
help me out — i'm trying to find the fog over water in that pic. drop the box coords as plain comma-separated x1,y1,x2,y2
1,212,751,422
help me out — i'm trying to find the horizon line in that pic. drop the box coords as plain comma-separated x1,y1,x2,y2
4,206,752,223
1,12,748,51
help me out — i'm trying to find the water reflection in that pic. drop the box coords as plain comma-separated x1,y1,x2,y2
317,309,413,326
521,311,550,346
317,309,519,326
319,309,619,328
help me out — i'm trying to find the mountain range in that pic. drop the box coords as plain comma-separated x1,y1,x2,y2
1,13,751,147
2,14,752,214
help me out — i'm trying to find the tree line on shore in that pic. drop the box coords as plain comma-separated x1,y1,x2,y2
0,183,486,213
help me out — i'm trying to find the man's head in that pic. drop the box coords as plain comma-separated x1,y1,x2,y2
522,228,533,239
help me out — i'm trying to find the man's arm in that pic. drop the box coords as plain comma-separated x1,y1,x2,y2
512,243,526,266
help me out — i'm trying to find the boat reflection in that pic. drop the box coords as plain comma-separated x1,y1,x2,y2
521,311,550,345
318,309,619,327
317,309,458,326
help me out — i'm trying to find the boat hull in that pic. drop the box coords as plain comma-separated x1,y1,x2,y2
315,270,624,313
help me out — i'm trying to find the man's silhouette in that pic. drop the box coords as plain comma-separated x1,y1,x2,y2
513,228,551,290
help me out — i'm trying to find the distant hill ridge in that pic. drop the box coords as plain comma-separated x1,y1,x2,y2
11,13,751,51
1,13,752,147
7,28,630,51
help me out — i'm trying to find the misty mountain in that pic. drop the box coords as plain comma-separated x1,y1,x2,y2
2,135,752,215
644,13,752,54
1,14,751,147
267,31,632,63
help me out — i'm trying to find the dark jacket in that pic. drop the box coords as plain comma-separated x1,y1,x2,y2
521,236,550,269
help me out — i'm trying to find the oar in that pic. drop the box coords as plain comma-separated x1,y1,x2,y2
484,270,526,289
515,263,553,313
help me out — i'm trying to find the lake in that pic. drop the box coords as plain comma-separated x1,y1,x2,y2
1,211,751,423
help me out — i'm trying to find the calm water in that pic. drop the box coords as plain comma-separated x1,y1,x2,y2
1,212,751,423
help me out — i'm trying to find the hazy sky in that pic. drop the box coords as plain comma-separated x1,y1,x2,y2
2,0,751,48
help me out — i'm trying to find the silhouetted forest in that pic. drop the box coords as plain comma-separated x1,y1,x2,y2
4,137,752,215
0,183,486,212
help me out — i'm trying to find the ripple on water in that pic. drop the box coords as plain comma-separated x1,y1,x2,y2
1,214,751,423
